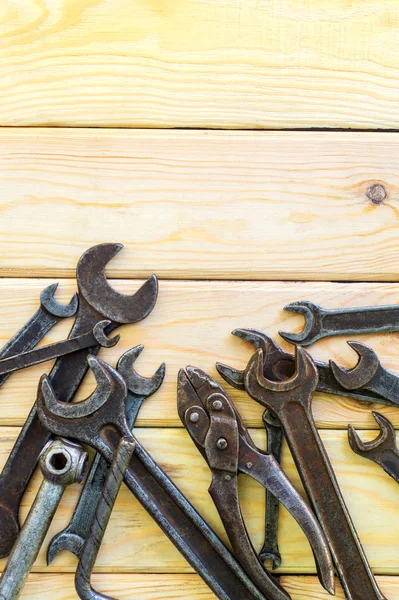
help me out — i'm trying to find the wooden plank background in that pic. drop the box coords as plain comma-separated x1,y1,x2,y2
2,1,399,598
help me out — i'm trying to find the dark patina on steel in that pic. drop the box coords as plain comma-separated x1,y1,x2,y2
216,328,392,569
0,243,158,558
178,366,334,599
221,346,386,600
348,412,399,484
47,345,165,563
279,300,399,346
38,356,271,600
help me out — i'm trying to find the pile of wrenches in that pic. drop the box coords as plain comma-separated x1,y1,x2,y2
0,247,398,600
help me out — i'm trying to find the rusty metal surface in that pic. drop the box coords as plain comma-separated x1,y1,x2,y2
279,301,399,346
0,243,158,559
348,412,399,484
178,366,334,599
37,356,271,600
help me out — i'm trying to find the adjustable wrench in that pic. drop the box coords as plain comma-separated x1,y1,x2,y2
221,346,386,600
330,341,399,405
47,345,165,563
279,301,399,346
0,243,158,558
0,438,87,600
348,412,399,484
216,328,391,569
0,283,77,389
38,356,275,600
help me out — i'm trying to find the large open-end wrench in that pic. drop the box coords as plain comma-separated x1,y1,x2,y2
0,243,158,558
38,357,273,600
279,301,399,346
330,341,399,405
348,412,399,484
0,283,78,389
221,347,386,600
47,345,165,563
216,328,391,569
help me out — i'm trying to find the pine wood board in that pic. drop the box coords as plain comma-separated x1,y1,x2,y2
11,574,399,599
2,278,399,429
2,2,399,129
2,427,398,576
1,129,399,280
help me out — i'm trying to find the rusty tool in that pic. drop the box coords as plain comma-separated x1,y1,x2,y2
178,367,335,598
0,243,158,558
279,300,399,346
221,346,386,600
330,341,399,405
216,328,392,570
38,356,275,600
0,438,87,600
0,283,78,390
75,436,135,600
47,345,165,563
348,412,399,484
0,319,118,377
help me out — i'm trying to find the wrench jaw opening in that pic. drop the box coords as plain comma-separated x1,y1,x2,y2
76,243,158,325
279,301,323,347
330,342,380,391
40,283,79,319
92,321,120,349
348,412,397,458
117,345,166,397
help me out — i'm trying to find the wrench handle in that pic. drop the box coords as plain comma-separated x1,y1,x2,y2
278,403,386,600
320,305,399,337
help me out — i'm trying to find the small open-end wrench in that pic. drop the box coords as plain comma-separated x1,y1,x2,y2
279,300,399,346
0,319,118,377
220,346,387,600
348,412,399,484
38,356,275,600
75,436,135,600
330,341,399,405
0,243,158,559
47,345,165,563
0,438,87,600
216,329,391,570
0,283,78,389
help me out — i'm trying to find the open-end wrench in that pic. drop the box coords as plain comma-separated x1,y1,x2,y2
0,283,78,389
0,319,118,377
220,346,386,600
348,412,399,484
47,345,165,563
0,243,158,558
0,438,88,600
279,301,399,346
216,329,392,569
75,436,135,600
38,356,275,600
330,341,399,405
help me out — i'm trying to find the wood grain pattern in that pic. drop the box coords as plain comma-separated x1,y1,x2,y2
1,1,399,129
1,129,399,280
1,427,398,576
12,575,399,599
2,278,399,428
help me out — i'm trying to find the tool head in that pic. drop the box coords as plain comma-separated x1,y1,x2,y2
216,329,294,390
279,301,323,346
37,356,130,448
244,346,318,413
76,243,158,324
92,320,120,348
348,412,397,457
330,342,380,390
40,283,79,318
117,346,165,397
